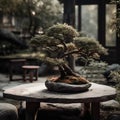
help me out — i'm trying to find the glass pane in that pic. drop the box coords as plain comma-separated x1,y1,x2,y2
81,5,98,39
75,5,78,30
106,4,116,47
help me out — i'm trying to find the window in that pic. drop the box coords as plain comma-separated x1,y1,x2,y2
81,5,98,39
106,4,116,47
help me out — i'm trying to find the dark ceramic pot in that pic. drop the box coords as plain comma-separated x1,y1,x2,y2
45,80,91,93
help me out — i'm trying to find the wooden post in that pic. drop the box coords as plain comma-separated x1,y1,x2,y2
78,5,81,31
91,102,100,120
98,2,106,46
63,0,75,27
116,4,120,64
63,0,75,70
26,102,40,120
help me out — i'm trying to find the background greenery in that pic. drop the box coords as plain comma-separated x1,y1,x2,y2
0,0,63,35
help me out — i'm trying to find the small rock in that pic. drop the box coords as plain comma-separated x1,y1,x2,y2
101,100,120,110
107,113,120,120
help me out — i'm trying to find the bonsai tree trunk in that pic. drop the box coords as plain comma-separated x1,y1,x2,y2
67,55,75,71
53,63,89,84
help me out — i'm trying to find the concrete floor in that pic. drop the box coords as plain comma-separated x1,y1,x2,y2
0,73,47,94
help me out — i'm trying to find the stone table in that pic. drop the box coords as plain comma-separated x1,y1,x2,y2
3,82,116,120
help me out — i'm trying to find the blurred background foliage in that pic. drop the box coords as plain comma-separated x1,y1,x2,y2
0,0,63,55
0,0,63,34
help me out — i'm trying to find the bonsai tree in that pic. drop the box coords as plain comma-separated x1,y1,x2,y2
74,36,108,66
30,23,107,85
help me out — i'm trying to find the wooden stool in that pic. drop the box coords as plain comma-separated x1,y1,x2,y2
9,59,26,81
22,65,40,82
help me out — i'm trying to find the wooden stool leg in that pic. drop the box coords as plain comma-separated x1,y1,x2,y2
35,69,39,81
9,64,13,81
29,70,34,82
23,69,27,82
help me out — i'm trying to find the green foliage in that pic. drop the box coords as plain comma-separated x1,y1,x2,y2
111,0,120,4
109,70,120,88
110,0,120,36
30,23,107,66
35,0,63,30
46,23,79,42
73,36,108,65
0,0,22,13
30,23,78,63
109,70,120,103
0,0,63,33
74,37,108,55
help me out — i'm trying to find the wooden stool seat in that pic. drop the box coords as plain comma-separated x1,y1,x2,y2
22,65,40,82
9,59,26,81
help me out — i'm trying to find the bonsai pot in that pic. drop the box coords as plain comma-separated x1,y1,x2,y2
45,79,91,93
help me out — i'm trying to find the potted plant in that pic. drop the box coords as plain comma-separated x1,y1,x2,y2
29,23,107,92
